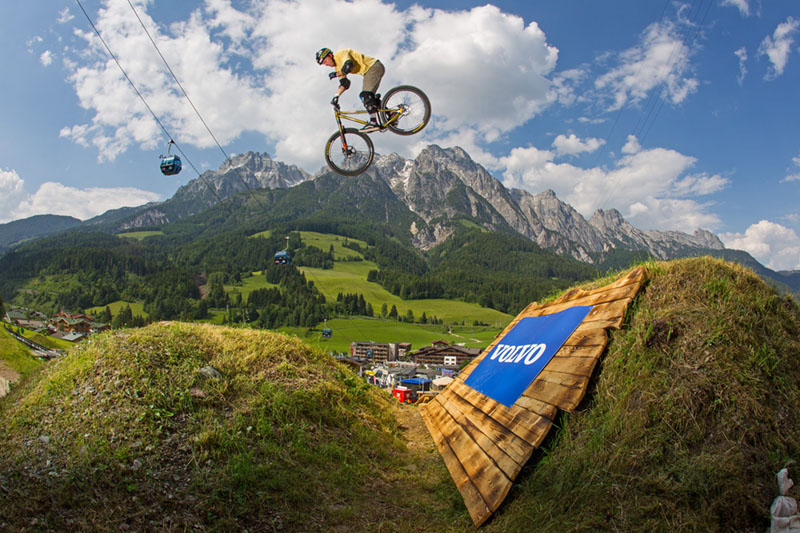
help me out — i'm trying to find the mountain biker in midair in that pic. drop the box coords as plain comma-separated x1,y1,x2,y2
316,47,385,132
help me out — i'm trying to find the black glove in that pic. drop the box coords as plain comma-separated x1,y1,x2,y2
331,95,339,106
328,71,338,80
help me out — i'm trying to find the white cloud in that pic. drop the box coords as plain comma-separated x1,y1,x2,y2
500,135,726,232
721,220,800,271
552,134,605,157
40,50,53,67
11,183,162,222
758,17,799,80
0,168,161,223
395,4,558,136
782,154,800,182
595,21,698,111
578,116,606,125
734,46,747,84
63,0,561,171
721,0,750,16
58,7,75,24
621,134,641,154
0,169,27,223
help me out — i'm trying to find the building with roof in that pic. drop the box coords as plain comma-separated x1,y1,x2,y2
409,340,482,368
349,341,412,363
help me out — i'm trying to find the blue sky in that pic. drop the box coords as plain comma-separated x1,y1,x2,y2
1,1,799,270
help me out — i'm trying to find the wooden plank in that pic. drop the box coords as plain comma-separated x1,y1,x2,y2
437,394,528,480
542,355,600,376
441,388,534,466
448,381,556,447
427,398,512,512
522,377,586,411
419,404,492,526
552,344,606,360
562,329,608,347
524,284,642,316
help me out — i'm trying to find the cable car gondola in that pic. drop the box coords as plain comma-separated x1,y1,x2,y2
322,328,332,338
274,235,290,265
159,140,182,176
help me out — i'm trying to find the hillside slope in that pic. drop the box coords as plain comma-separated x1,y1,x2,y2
2,258,799,531
0,323,463,531
483,257,800,532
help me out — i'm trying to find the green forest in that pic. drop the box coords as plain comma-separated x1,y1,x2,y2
0,211,602,331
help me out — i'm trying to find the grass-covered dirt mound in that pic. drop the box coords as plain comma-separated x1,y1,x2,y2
484,257,800,532
0,323,463,531
4,257,799,531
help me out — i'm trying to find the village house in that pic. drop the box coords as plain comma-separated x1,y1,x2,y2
409,340,482,369
50,330,86,343
5,309,46,330
54,316,92,334
349,341,412,363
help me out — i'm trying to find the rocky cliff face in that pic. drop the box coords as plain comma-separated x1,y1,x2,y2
370,145,727,262
108,152,310,230
89,145,726,264
173,152,309,204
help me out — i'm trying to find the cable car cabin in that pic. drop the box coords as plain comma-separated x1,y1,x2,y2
322,328,332,338
273,250,290,265
160,155,182,176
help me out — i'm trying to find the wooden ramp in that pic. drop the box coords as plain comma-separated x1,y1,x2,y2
419,267,648,526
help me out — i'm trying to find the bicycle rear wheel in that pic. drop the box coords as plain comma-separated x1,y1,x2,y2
381,85,431,136
324,128,375,176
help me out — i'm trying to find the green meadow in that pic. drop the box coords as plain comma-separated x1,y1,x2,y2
217,231,512,352
115,231,164,240
278,318,501,355
226,231,512,326
299,261,509,325
86,300,148,319
223,271,279,302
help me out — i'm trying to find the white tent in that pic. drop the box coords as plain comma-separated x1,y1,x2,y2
433,376,454,389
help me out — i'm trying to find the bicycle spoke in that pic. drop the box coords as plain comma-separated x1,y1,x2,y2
325,128,374,176
382,86,430,135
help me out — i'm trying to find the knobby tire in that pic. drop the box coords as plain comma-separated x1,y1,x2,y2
381,85,431,136
324,128,375,177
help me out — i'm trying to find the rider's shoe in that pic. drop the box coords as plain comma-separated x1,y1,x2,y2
360,121,382,133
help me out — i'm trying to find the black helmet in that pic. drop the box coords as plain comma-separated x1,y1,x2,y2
316,47,333,64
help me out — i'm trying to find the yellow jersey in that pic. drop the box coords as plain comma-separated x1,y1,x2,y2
334,48,377,76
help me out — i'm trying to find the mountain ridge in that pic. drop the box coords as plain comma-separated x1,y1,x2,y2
2,146,796,293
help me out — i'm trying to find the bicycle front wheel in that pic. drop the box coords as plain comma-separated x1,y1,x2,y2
381,85,431,136
324,128,375,176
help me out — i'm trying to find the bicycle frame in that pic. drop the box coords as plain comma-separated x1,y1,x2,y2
332,103,403,134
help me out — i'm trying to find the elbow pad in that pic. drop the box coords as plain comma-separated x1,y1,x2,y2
339,77,351,90
341,60,354,75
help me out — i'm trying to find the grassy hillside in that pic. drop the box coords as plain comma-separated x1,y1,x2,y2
3,257,798,531
86,300,149,319
0,322,466,531
484,257,800,531
0,326,44,376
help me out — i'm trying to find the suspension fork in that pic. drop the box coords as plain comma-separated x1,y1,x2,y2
333,107,350,152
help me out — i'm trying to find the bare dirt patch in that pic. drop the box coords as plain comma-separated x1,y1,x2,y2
0,359,20,383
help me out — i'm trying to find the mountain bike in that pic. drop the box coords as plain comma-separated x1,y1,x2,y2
324,85,431,176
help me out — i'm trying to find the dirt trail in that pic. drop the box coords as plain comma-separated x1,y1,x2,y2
0,359,20,398
394,403,436,453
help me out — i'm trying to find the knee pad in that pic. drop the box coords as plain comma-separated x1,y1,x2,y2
359,91,379,112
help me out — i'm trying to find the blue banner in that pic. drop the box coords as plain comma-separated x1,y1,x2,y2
464,306,593,407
